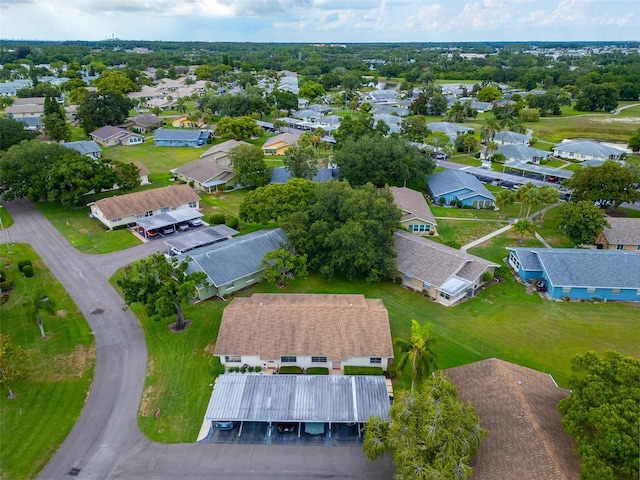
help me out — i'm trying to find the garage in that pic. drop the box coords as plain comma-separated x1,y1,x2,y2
201,374,391,445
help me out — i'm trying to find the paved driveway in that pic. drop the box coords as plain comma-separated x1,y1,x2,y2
3,199,393,480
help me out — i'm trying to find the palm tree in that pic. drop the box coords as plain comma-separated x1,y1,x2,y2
512,219,536,243
535,187,560,225
495,189,516,219
484,140,499,161
395,319,438,392
23,293,55,338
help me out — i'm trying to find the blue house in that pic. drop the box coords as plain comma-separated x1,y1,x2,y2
427,169,495,208
507,248,640,302
153,128,209,147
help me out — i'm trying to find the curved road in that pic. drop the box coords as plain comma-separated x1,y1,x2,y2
4,199,393,480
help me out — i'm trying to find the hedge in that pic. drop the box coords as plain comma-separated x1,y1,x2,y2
305,367,329,375
209,214,226,225
343,366,384,376
22,265,34,277
278,366,303,374
17,259,32,272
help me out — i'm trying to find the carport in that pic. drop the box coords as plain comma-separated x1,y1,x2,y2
500,161,573,182
462,167,565,189
204,374,391,438
164,224,238,254
136,210,204,238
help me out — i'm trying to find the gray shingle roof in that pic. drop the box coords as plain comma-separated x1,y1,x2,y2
173,160,233,184
602,218,640,245
508,248,640,289
390,186,437,226
498,144,551,162
427,169,495,201
553,140,625,158
62,140,101,156
426,122,474,135
270,167,337,184
395,230,498,288
179,228,287,287
153,128,207,141
494,131,530,144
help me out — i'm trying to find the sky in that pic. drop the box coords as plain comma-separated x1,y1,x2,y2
0,0,638,43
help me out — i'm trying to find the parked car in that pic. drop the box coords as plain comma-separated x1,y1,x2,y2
145,229,159,237
277,423,297,433
177,222,189,231
215,421,234,430
304,422,325,435
188,218,203,227
162,226,175,235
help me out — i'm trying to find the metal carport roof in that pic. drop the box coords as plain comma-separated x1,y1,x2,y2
164,225,238,253
461,167,565,189
136,210,203,231
205,374,391,424
501,161,574,179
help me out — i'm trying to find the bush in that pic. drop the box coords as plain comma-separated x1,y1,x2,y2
520,108,540,122
306,367,329,375
0,279,15,291
279,366,303,374
22,265,34,277
482,271,494,283
209,213,226,225
209,356,225,377
343,366,384,376
438,197,446,205
394,277,402,285
225,216,239,229
253,365,262,372
17,259,32,272
386,362,398,379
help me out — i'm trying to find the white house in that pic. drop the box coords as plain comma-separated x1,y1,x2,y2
552,140,625,162
214,294,394,373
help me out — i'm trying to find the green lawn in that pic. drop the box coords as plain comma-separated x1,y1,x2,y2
0,244,94,480
101,138,201,175
0,204,14,229
523,112,639,143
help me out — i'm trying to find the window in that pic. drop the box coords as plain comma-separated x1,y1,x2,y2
587,287,596,294
370,357,382,364
562,287,572,293
189,201,197,208
611,288,621,295
144,210,153,217
281,356,297,363
411,224,430,232
439,292,450,300
423,282,431,289
509,252,520,270
113,217,122,222
225,355,241,363
404,274,412,281
311,356,327,363
616,244,624,250
161,207,170,213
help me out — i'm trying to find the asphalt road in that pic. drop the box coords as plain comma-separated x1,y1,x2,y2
3,199,394,480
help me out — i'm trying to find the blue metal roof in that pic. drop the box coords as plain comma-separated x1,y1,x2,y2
153,128,208,142
427,169,495,200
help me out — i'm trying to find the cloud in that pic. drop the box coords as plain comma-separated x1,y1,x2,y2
406,3,445,29
325,12,339,23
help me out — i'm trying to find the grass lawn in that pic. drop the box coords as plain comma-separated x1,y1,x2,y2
0,244,94,480
0,204,14,229
524,112,639,143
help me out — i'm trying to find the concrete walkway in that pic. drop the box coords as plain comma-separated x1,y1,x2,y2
460,224,513,251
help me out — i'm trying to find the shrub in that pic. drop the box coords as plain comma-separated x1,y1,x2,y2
253,365,262,372
209,356,225,377
438,197,446,205
17,259,32,272
239,364,248,373
0,279,15,291
482,271,494,283
279,366,303,374
306,367,329,375
22,265,34,277
394,277,402,285
225,216,239,229
343,366,384,376
386,362,398,379
520,108,540,122
228,366,238,373
209,213,226,225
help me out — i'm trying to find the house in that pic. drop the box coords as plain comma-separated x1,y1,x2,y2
427,169,495,208
261,131,301,155
214,293,394,372
366,90,398,104
426,121,474,142
88,184,200,230
492,144,551,164
597,218,640,251
390,186,438,235
146,97,176,111
5,103,44,118
171,115,205,129
90,126,144,147
373,113,402,134
269,167,338,184
552,140,625,162
17,116,44,131
444,359,580,480
171,160,235,193
507,248,640,301
394,230,499,306
133,162,150,185
178,229,287,300
494,130,530,145
62,140,102,160
121,114,163,133
199,139,250,166
153,128,209,147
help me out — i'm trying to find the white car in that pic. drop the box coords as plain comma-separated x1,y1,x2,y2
188,218,203,227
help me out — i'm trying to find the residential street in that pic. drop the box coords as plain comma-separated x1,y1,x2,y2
3,198,393,480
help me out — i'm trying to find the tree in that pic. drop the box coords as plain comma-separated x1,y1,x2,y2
260,247,308,287
574,83,619,112
228,144,271,188
511,219,536,242
77,91,133,135
476,85,502,102
113,162,141,193
333,114,375,146
298,81,325,101
117,253,208,331
214,116,262,141
447,101,477,123
535,186,560,224
363,376,486,480
0,334,31,399
282,145,318,180
558,351,639,480
566,161,639,209
409,92,429,116
47,157,117,207
494,189,516,218
400,115,427,141
23,293,55,338
273,90,298,112
395,319,437,392
94,70,139,95
628,128,640,153
0,117,37,151
239,178,318,224
334,135,435,187
281,181,400,282
454,133,479,154
558,201,609,246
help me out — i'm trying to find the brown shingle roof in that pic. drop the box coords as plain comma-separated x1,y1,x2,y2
390,186,437,225
91,184,199,220
444,359,580,480
174,160,233,183
126,114,163,128
133,162,149,176
214,294,394,360
262,132,301,149
394,230,498,287
200,140,250,160
602,217,640,246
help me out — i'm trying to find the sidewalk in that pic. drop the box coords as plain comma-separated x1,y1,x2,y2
460,224,513,251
